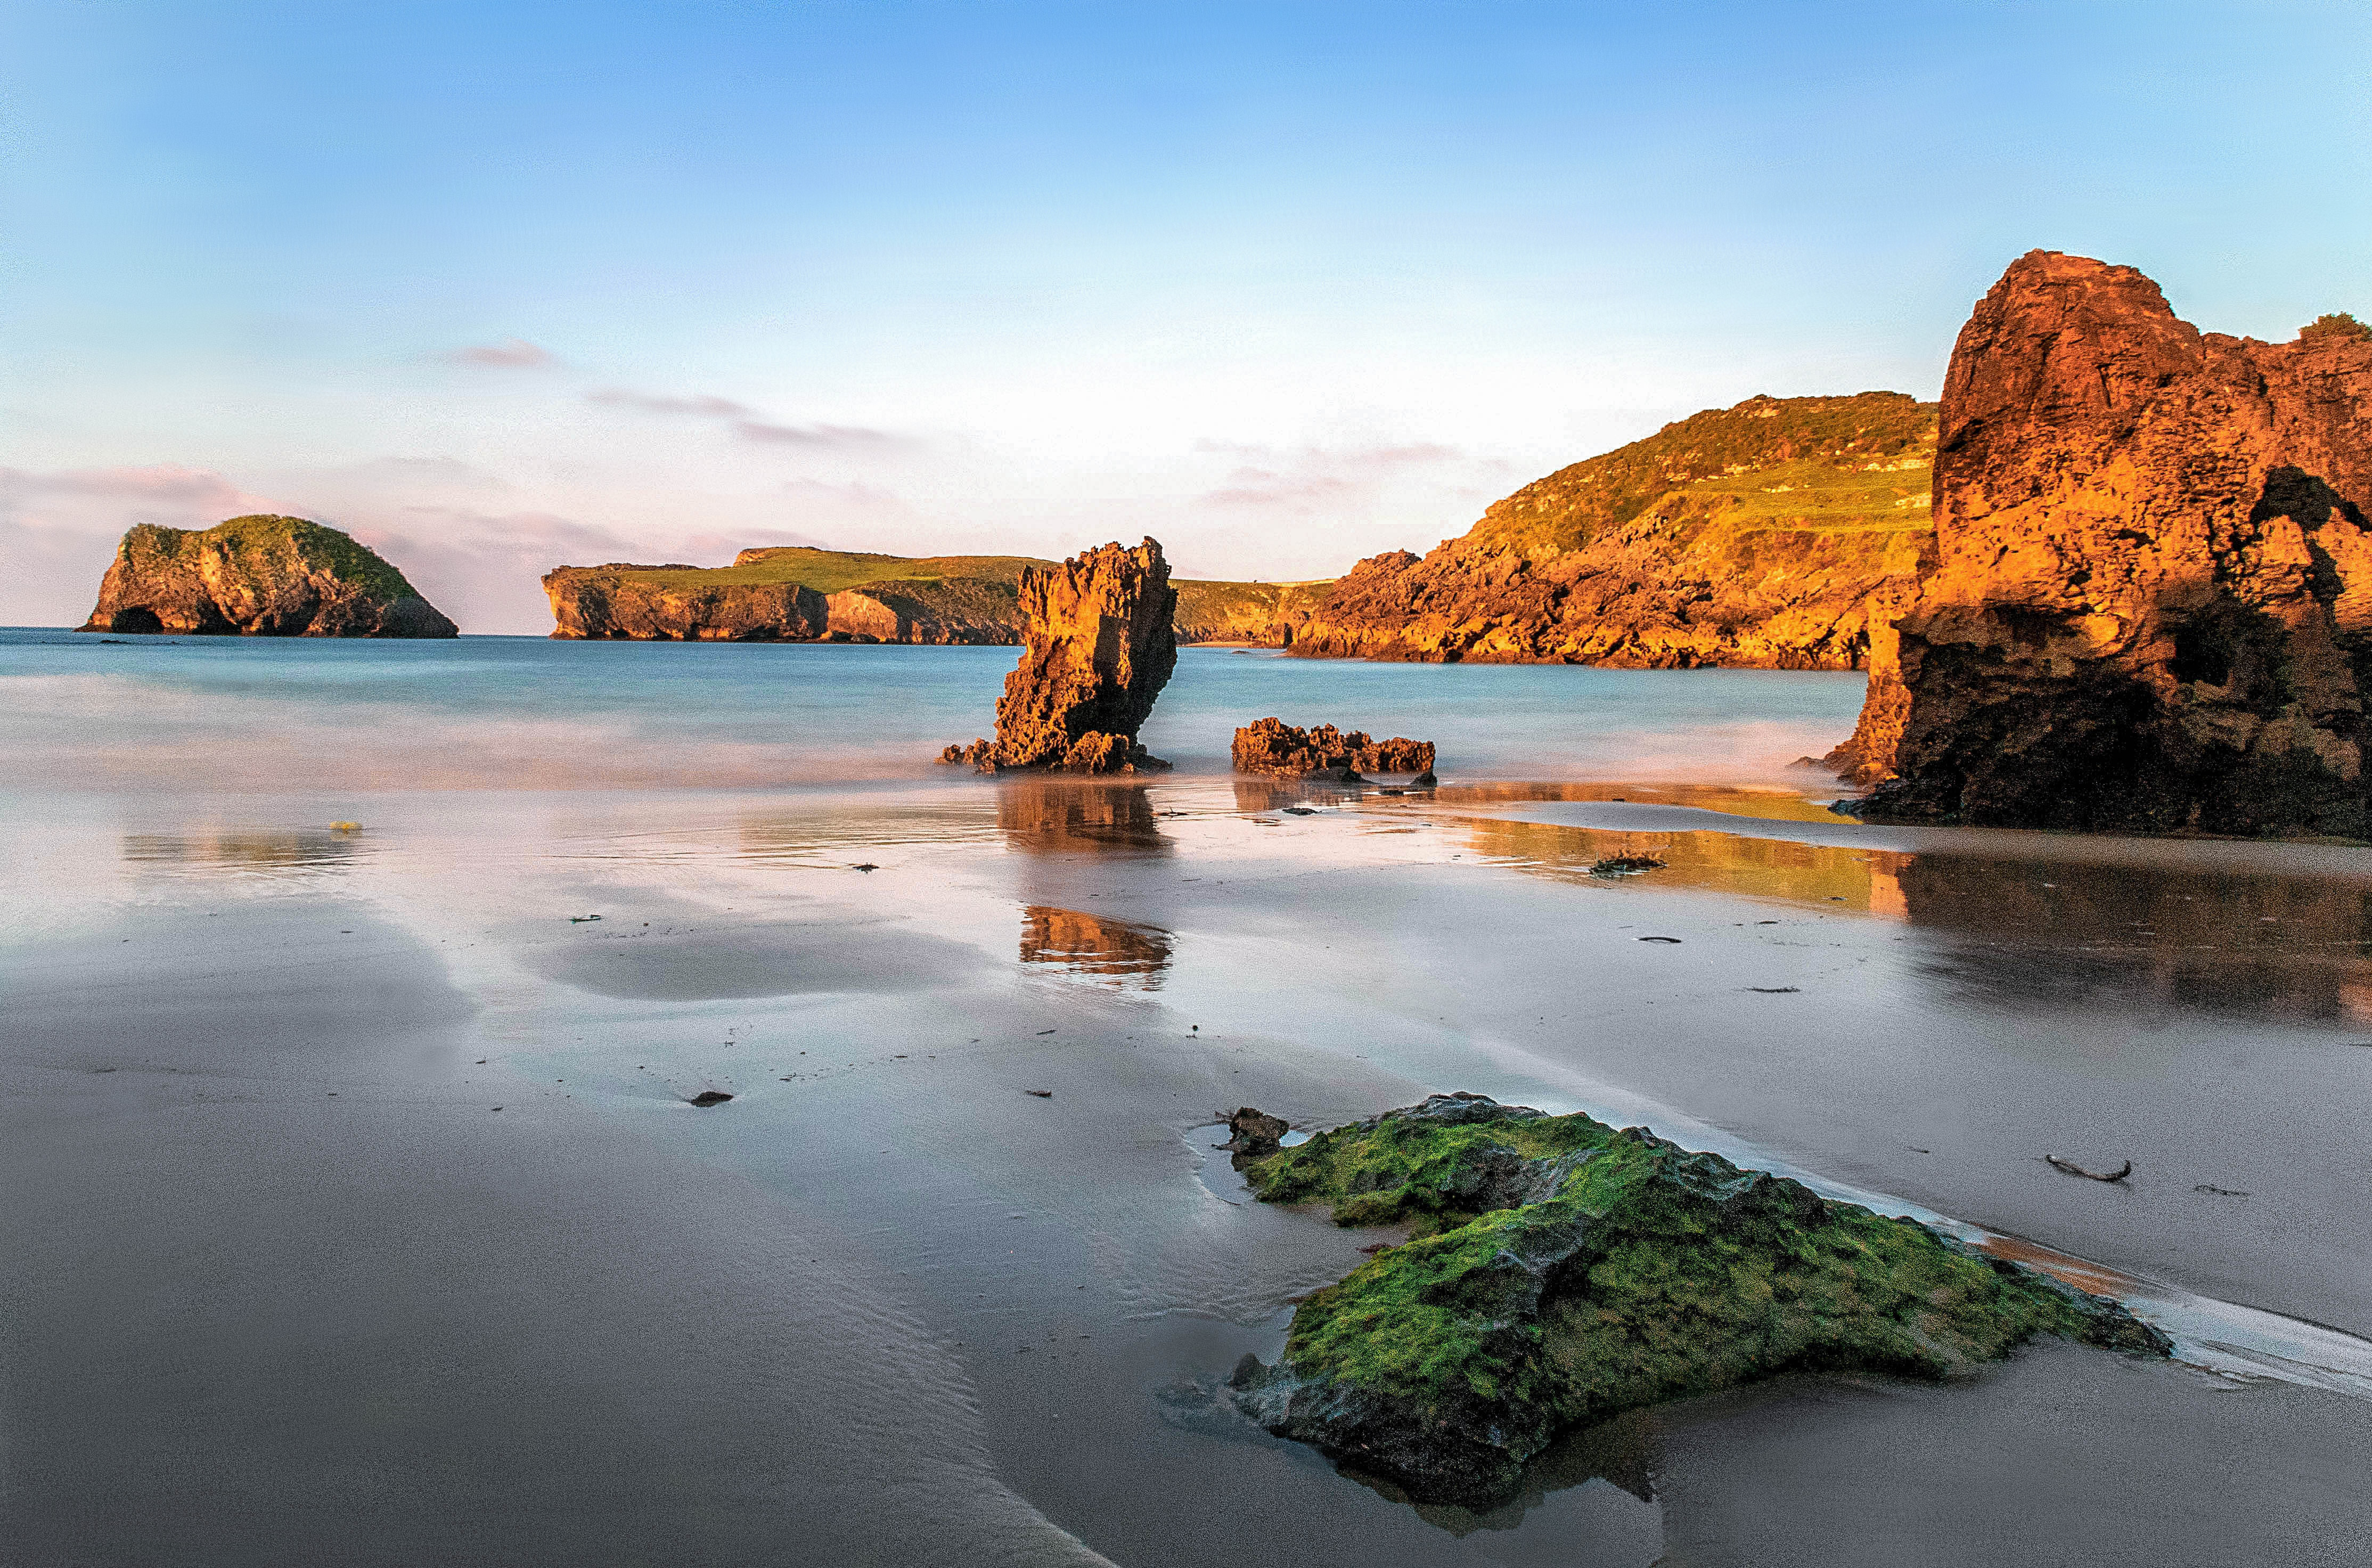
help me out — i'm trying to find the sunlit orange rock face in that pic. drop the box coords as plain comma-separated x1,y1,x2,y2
1838,251,2372,835
943,538,1179,773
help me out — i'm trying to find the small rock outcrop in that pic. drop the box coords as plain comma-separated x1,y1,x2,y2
941,539,1179,774
1226,1094,2169,1507
1231,717,1436,781
1834,252,2372,835
80,516,457,638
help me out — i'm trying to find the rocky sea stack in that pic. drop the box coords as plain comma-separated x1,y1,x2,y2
1282,392,1937,666
940,538,1179,774
1228,1093,2169,1507
80,516,457,638
1833,252,2372,835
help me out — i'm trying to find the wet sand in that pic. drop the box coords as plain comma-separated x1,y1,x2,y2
6,775,2372,1564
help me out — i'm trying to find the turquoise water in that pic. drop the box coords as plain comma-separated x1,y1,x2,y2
0,629,1865,791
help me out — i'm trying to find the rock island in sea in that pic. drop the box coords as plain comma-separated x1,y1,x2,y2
1226,1094,2169,1506
80,514,457,638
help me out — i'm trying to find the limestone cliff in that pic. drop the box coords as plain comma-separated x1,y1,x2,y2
941,538,1179,773
80,516,457,638
1835,251,2372,836
542,566,832,640
1286,393,1936,666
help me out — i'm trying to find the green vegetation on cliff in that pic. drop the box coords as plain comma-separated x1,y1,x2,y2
1230,1094,2167,1504
125,515,428,603
1467,391,1936,561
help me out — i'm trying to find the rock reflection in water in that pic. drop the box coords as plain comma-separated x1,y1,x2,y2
1899,854,2372,1022
1018,905,1173,987
1343,1408,1662,1556
996,778,1170,856
120,829,358,872
1230,778,1367,815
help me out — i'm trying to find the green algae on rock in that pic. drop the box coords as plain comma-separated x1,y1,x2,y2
81,516,457,638
1228,1093,2170,1505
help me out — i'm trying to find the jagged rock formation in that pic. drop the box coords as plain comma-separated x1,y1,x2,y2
79,516,457,638
545,543,1315,645
1232,717,1436,781
1226,1093,2169,1507
940,539,1179,774
1286,393,1936,666
1834,252,2372,836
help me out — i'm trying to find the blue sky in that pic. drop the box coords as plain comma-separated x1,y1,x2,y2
3,0,2366,630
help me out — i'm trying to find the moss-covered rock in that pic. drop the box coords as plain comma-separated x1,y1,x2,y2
1228,1093,2169,1505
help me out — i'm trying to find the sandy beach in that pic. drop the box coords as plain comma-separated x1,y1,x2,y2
8,738,2372,1564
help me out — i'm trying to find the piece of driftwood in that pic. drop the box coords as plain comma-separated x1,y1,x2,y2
2045,1155,2132,1182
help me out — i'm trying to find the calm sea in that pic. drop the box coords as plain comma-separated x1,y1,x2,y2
0,629,1865,793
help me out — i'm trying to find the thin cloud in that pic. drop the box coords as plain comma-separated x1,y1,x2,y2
586,388,754,418
444,337,556,368
588,387,906,450
1192,439,1484,512
737,419,896,447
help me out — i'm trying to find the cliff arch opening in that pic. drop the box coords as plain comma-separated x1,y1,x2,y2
108,607,164,634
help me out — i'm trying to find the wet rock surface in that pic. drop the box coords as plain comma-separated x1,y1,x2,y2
1834,251,2372,835
1232,718,1436,781
940,538,1179,773
1228,1093,2169,1506
80,516,457,638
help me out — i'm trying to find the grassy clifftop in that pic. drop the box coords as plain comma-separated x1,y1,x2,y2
126,515,428,602
1467,391,1936,560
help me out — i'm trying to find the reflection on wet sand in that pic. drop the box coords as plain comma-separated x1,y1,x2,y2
1898,854,2372,1022
1348,1409,1659,1542
1434,780,1847,824
1459,815,1905,913
738,798,1001,862
121,829,358,872
1231,778,1363,815
1462,806,2372,1021
1018,905,1173,987
996,778,1171,856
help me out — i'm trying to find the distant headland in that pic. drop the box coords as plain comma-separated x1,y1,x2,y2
540,546,1329,646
